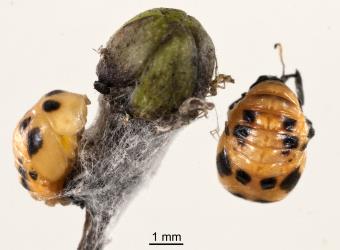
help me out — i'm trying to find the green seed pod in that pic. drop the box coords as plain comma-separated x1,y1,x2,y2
95,8,216,120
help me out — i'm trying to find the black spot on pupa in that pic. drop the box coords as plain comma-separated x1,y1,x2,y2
282,135,299,149
234,125,251,138
260,177,277,190
19,116,31,132
216,149,232,176
18,158,23,164
27,127,43,156
243,110,256,123
281,150,290,156
306,119,315,139
280,167,301,192
249,75,282,89
45,90,65,97
29,170,38,180
235,169,251,185
308,128,315,139
233,125,251,144
231,192,246,199
43,100,61,112
229,92,247,110
18,166,27,179
300,143,308,151
283,117,297,132
20,177,30,191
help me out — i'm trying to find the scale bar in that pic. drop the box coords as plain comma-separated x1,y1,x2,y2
149,243,184,246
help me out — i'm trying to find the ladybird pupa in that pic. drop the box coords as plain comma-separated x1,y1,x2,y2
13,90,90,205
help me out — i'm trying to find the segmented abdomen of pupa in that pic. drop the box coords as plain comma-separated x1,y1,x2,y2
217,80,311,202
